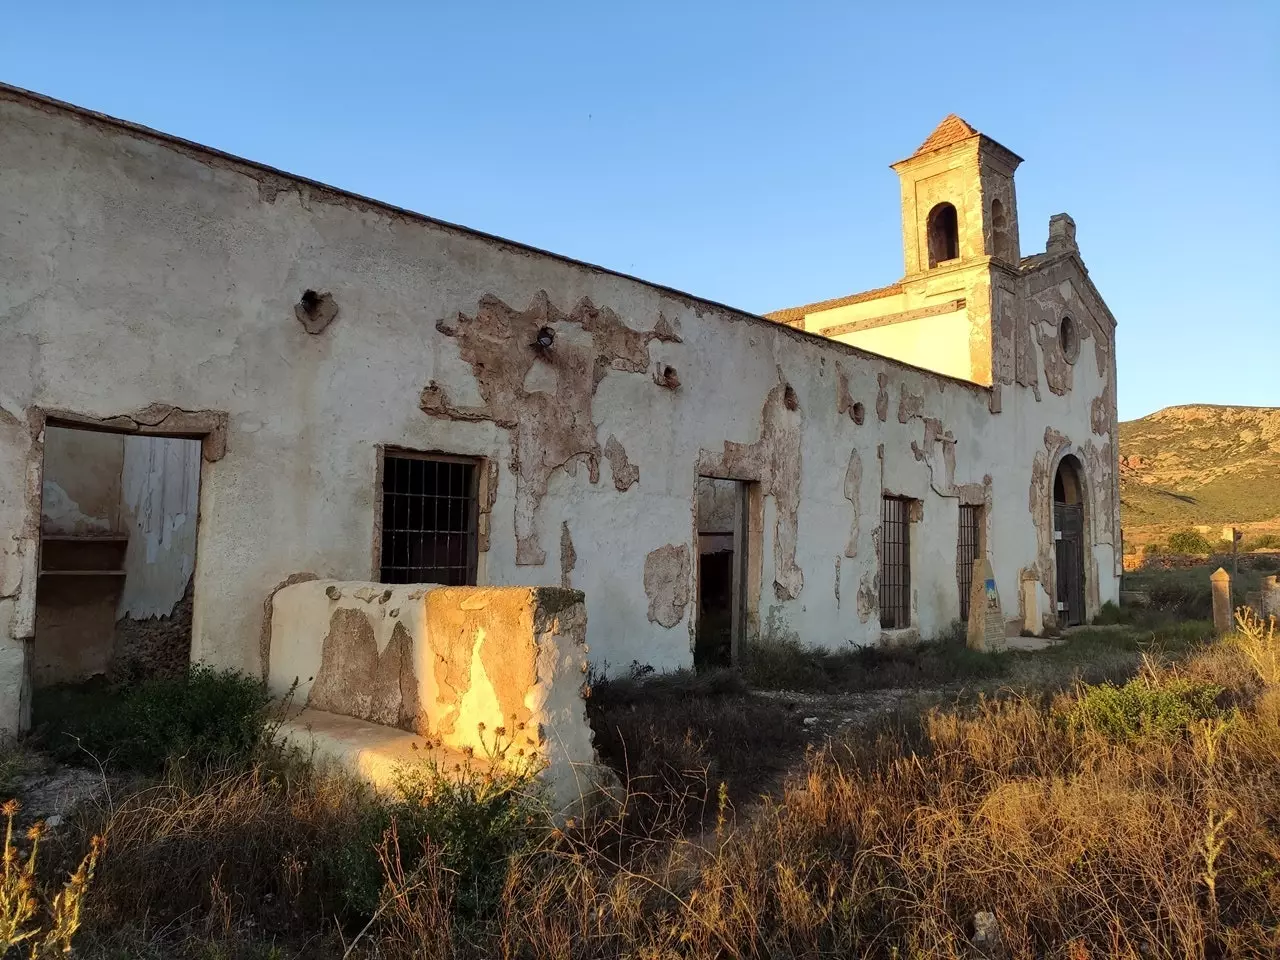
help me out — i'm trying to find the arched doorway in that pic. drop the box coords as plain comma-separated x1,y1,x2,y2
1053,456,1086,626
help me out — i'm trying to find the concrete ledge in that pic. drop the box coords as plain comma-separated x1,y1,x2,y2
276,705,492,790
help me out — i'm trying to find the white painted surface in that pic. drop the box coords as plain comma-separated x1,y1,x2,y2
118,435,201,618
831,309,971,381
0,89,1121,732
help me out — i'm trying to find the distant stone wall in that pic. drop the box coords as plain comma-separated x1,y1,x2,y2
1128,553,1280,574
268,581,601,806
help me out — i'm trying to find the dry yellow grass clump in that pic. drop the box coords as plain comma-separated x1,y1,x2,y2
1,799,101,958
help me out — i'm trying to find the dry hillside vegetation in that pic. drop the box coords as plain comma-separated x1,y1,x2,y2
1120,404,1280,529
4,611,1278,959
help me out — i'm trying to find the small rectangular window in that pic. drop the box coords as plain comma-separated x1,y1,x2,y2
880,496,911,629
379,452,478,586
957,504,981,622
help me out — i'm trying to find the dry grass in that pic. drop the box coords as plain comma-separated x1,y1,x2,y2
2,799,102,958
584,668,807,839
16,615,1280,958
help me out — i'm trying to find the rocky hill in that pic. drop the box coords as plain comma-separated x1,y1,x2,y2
1119,404,1280,529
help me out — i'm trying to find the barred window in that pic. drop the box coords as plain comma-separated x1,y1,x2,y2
880,497,912,629
379,452,478,586
957,504,981,622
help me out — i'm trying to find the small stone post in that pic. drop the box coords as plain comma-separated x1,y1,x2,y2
1210,567,1233,636
1261,576,1280,621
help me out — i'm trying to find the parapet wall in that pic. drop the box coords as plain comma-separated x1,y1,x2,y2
268,581,602,808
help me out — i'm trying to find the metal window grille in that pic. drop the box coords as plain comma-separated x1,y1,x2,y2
957,505,981,622
379,453,478,586
880,497,911,629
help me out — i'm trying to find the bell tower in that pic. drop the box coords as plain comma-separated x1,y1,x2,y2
891,115,1023,277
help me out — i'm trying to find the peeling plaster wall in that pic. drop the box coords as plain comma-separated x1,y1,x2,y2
778,254,1119,638
118,435,201,619
1009,256,1122,625
0,90,1120,730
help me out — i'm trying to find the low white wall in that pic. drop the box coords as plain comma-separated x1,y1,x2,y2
269,581,603,810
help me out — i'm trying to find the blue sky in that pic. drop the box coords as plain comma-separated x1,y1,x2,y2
3,2,1276,419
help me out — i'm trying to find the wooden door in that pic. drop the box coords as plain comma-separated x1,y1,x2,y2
1054,503,1085,626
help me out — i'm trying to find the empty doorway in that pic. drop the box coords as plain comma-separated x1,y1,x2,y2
695,477,752,669
1053,456,1086,627
34,425,203,689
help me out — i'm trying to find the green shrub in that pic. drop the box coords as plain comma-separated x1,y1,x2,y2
37,665,271,773
1147,580,1213,619
741,635,834,691
740,632,1007,693
1167,530,1214,555
1245,533,1280,551
325,761,545,925
1063,676,1227,741
1091,600,1132,625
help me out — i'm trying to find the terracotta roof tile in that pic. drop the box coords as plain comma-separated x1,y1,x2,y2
913,114,980,156
764,282,903,325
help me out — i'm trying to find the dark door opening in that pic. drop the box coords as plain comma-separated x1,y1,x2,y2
695,477,750,669
1053,457,1086,627
34,426,202,690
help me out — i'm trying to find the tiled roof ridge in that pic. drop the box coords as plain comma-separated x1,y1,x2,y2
913,114,980,156
764,281,903,324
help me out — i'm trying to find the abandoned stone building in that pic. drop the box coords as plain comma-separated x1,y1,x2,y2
0,88,1121,748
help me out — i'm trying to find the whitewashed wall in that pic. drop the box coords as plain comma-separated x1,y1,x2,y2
0,88,1119,732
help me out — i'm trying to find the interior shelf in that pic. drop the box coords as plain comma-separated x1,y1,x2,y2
39,569,127,577
41,534,130,543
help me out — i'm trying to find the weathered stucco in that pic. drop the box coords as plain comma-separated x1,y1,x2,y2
420,291,678,565
0,92,1121,732
843,449,862,558
643,543,691,628
697,372,805,601
309,608,420,728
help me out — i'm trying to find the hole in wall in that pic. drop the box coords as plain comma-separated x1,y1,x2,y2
295,289,339,334
852,401,865,425
1059,316,1080,363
